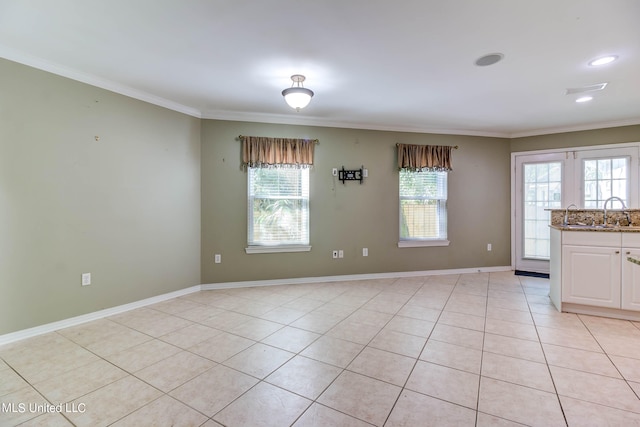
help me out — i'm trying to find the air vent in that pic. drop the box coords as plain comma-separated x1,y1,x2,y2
565,83,608,95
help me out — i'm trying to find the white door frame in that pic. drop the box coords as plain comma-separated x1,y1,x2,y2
513,152,569,274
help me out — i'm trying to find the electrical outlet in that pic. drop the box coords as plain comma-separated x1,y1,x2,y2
214,254,221,263
81,273,91,286
332,250,338,259
362,248,368,256
487,243,492,251
332,168,338,176
338,250,344,258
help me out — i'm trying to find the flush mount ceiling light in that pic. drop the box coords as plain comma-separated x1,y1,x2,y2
588,55,618,67
282,74,314,111
474,53,504,67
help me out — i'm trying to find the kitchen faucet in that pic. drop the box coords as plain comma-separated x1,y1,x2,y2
603,196,627,226
563,204,578,225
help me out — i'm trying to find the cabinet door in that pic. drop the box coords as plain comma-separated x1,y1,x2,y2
622,248,640,311
562,245,621,308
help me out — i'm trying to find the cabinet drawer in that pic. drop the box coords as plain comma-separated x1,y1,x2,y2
562,231,620,247
622,233,640,248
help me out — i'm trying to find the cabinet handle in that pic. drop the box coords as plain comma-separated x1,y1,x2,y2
627,251,631,255
615,251,620,254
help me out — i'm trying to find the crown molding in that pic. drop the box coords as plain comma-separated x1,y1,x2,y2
200,109,511,138
509,117,640,138
0,44,201,118
3,44,638,139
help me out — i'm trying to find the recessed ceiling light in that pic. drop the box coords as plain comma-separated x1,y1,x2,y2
475,53,504,67
576,96,593,103
588,55,618,66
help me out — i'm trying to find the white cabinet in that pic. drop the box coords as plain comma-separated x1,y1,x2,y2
622,248,640,310
561,244,620,308
621,234,640,311
551,229,640,316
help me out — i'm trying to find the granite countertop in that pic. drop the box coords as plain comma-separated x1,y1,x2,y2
550,224,640,232
549,208,640,232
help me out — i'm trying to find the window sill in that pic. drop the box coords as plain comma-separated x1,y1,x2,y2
398,240,450,248
245,245,312,254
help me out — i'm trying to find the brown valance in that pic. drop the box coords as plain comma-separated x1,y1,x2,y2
240,135,316,168
397,143,454,172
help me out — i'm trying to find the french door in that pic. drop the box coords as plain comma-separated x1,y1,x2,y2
513,144,638,274
515,153,569,274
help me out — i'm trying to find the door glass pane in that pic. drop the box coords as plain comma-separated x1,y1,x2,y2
522,162,562,260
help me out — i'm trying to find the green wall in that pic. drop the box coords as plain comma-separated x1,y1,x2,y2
0,59,201,335
511,125,640,152
201,120,512,284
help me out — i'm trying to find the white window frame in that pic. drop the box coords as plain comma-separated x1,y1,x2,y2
245,167,311,254
575,147,636,209
398,169,450,248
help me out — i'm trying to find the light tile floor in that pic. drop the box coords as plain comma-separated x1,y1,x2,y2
2,272,640,426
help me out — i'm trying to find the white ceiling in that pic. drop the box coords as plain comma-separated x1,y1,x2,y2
1,0,639,138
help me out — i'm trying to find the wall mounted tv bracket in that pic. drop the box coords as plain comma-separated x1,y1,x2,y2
338,166,364,184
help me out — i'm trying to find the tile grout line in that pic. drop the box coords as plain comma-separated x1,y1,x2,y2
204,278,392,426
380,274,463,427
474,272,490,427
574,313,640,403
524,278,569,427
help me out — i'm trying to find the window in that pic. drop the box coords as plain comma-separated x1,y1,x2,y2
399,170,448,246
583,156,629,208
247,167,309,251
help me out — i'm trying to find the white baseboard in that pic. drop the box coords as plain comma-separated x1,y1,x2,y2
1,266,513,347
201,266,513,290
0,285,201,347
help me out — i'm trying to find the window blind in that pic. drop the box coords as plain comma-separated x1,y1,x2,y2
248,167,309,246
399,170,448,240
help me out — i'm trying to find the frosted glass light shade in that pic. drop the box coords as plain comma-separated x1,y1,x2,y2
282,87,314,110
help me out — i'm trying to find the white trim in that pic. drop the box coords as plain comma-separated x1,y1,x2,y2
3,43,637,138
201,110,511,138
245,245,312,254
202,110,640,139
0,266,513,347
398,240,450,247
560,302,640,322
511,154,517,271
201,266,512,290
2,43,638,138
512,141,640,157
0,43,201,118
0,285,201,347
510,118,640,139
